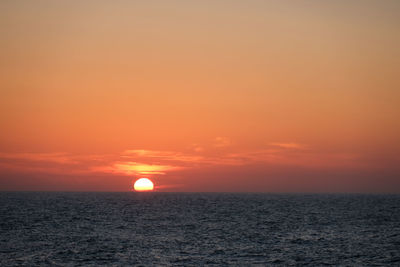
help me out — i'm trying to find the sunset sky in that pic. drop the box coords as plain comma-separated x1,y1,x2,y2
1,0,399,192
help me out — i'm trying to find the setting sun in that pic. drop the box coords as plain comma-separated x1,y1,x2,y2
133,178,154,192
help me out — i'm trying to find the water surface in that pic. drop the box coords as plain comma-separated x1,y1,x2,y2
1,192,399,265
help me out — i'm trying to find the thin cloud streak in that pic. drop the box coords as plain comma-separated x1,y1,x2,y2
214,137,231,148
0,152,78,164
0,143,370,179
269,142,307,149
95,162,183,176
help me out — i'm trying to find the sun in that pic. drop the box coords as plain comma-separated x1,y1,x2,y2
134,178,154,192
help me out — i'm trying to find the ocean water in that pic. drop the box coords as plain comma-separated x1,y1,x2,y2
1,193,399,266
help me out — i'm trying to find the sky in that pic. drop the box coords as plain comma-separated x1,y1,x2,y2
0,0,399,192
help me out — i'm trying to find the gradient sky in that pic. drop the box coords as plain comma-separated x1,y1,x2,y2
1,0,399,192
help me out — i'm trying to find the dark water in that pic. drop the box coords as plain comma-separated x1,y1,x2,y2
1,193,399,266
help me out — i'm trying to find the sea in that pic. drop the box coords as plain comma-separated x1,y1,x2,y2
1,192,399,266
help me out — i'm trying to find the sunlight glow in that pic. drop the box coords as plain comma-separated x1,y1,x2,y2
134,178,154,191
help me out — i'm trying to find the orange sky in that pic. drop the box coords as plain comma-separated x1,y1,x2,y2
1,1,399,192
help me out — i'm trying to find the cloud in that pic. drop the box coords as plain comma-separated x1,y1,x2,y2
0,144,368,180
122,149,203,164
269,142,306,149
95,162,183,176
189,144,204,152
0,152,78,164
214,137,231,148
153,184,185,190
